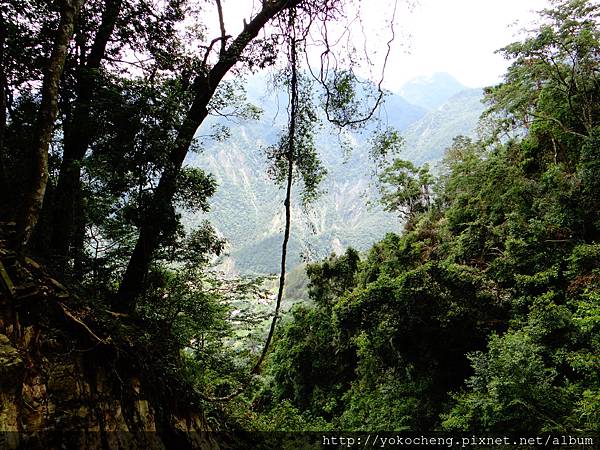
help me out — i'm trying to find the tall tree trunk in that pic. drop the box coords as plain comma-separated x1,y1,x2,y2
252,21,298,375
48,0,122,263
116,0,299,307
15,0,86,252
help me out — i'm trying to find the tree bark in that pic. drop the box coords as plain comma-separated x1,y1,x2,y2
116,0,300,307
252,23,297,375
15,0,86,252
48,0,122,262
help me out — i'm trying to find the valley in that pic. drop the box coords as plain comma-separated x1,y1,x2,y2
187,73,486,275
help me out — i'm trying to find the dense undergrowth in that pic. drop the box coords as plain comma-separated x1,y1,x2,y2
1,0,599,442
220,0,600,434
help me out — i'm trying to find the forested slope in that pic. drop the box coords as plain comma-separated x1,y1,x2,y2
0,0,598,446
239,0,600,435
187,75,483,275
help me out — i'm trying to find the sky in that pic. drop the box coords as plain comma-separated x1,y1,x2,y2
217,0,553,91
384,0,553,89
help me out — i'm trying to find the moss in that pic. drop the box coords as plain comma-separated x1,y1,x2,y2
0,334,23,392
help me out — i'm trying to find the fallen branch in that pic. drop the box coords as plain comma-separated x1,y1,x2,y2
58,301,106,344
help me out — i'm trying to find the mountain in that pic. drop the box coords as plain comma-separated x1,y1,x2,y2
377,92,428,129
185,75,484,275
400,88,486,165
399,72,467,111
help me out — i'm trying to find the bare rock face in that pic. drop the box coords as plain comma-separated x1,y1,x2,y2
0,246,215,449
0,325,214,449
0,334,23,389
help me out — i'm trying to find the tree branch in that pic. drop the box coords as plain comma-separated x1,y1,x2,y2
215,0,227,57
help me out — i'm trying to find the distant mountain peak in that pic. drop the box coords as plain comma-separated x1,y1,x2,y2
399,72,467,111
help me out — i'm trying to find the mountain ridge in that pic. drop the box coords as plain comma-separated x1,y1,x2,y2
399,72,468,111
186,73,485,275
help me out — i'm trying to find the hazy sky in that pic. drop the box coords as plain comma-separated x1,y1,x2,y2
218,0,553,91
378,0,553,90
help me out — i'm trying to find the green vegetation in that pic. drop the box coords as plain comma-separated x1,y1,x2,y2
1,0,598,444
238,0,600,434
188,74,483,276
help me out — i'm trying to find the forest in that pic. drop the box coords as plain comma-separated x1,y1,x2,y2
0,0,599,448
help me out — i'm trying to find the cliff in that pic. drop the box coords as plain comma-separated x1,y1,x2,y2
0,223,213,449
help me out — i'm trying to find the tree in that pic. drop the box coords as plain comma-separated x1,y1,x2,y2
486,0,600,150
43,0,199,266
15,0,86,251
4,0,396,308
47,0,123,263
0,9,8,208
116,0,396,308
377,158,433,224
116,0,303,306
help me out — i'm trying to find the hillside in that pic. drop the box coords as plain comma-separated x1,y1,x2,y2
252,2,600,431
401,88,486,165
187,75,484,275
